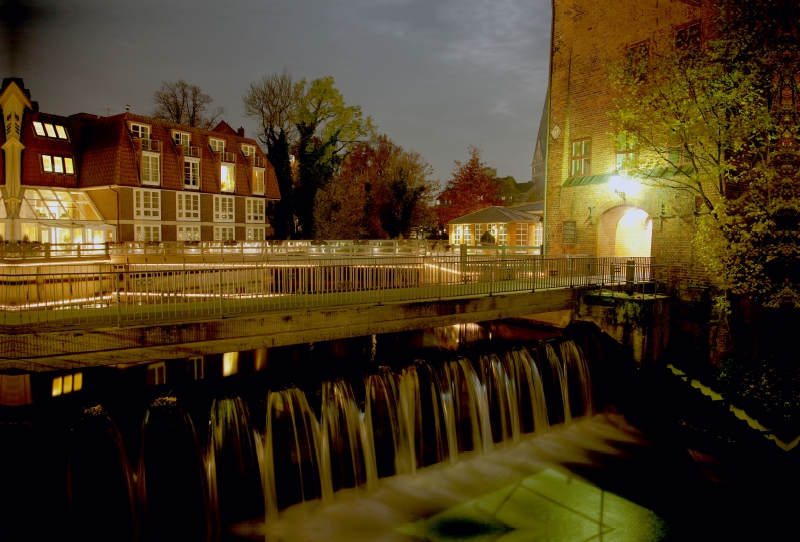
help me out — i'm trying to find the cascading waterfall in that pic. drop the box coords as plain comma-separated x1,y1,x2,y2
505,348,550,435
45,336,599,535
364,367,411,477
67,405,137,542
137,397,212,542
320,378,378,493
264,387,332,517
207,395,264,530
442,357,493,454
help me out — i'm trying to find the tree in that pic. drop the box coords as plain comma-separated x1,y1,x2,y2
243,70,299,238
607,0,798,310
292,77,375,238
151,80,225,129
436,146,502,227
315,135,437,239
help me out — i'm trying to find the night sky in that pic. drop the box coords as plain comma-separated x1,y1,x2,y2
1,0,552,187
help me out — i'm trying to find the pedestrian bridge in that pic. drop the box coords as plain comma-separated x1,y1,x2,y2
0,254,658,371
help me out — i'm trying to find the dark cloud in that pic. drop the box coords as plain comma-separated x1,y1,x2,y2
5,0,551,185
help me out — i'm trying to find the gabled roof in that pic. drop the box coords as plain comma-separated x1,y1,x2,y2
447,206,541,225
511,201,543,213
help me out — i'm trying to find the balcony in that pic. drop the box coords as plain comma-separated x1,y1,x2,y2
221,152,236,163
253,155,266,168
182,145,200,158
140,139,161,152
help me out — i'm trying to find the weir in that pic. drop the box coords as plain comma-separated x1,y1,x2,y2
1,323,635,541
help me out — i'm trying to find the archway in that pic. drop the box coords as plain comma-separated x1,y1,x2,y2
598,206,652,258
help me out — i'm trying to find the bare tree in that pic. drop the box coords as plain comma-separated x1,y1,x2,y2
242,70,300,238
151,79,225,129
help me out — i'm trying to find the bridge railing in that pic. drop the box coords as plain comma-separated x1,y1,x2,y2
0,255,656,329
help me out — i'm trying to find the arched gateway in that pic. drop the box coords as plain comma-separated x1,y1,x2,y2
598,205,652,258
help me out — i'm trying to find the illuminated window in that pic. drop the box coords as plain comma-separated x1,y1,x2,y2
498,224,507,245
177,193,200,220
214,226,235,241
141,154,160,185
253,169,265,195
51,371,82,397
222,352,239,376
177,225,200,241
189,357,204,380
213,195,235,222
134,189,161,219
184,160,200,188
475,224,482,242
463,225,472,244
31,120,69,139
516,225,528,246
616,134,638,170
246,198,265,223
135,225,161,242
452,225,462,244
241,144,255,157
147,362,166,386
45,123,57,138
173,131,190,147
246,226,265,241
668,144,693,166
40,155,75,174
56,125,68,139
221,164,235,192
210,138,225,152
533,223,543,246
130,123,150,139
32,122,46,136
570,139,591,176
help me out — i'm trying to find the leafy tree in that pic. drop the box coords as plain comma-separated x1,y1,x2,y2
242,70,299,238
314,135,437,239
608,0,799,311
293,77,375,238
152,80,225,129
436,146,502,227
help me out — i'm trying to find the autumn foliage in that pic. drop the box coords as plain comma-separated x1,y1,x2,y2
436,146,502,227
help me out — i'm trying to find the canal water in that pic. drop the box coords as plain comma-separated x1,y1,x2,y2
0,320,705,541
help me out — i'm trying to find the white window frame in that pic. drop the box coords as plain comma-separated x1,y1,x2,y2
533,223,543,246
245,197,265,223
246,226,266,241
176,192,200,221
252,168,265,195
130,123,151,139
141,153,161,186
516,224,528,246
40,155,75,174
177,224,201,241
213,195,235,222
189,357,205,380
134,189,161,220
210,138,225,152
173,131,190,147
214,226,235,241
147,362,166,386
184,159,200,189
135,224,161,242
241,144,255,157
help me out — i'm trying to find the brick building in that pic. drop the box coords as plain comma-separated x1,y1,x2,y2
0,78,280,244
543,1,716,285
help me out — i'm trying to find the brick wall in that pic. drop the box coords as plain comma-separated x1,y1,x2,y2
545,0,717,289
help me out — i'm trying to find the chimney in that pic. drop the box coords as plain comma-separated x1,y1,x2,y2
237,126,245,137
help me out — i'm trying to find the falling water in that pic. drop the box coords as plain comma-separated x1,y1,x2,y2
207,395,264,531
67,405,137,542
319,378,377,493
263,387,332,518
31,334,600,537
137,397,212,542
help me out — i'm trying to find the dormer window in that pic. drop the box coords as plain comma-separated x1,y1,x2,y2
130,123,151,139
33,121,69,140
210,138,225,152
241,144,255,157
173,131,190,147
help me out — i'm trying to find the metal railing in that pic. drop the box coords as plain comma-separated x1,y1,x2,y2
182,145,200,158
220,152,236,163
253,156,266,167
140,139,161,152
0,256,656,329
0,243,110,263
